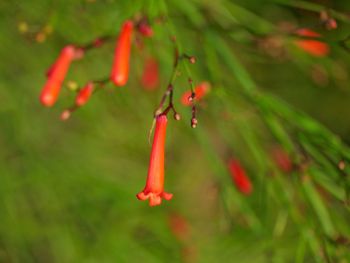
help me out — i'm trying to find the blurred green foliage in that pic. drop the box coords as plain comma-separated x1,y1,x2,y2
0,0,350,262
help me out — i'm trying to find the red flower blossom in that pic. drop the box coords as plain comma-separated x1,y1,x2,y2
168,213,189,241
138,22,153,37
141,57,159,90
75,82,94,106
110,20,133,86
181,82,211,106
228,159,253,195
271,147,293,173
40,45,76,106
137,115,173,206
294,28,329,57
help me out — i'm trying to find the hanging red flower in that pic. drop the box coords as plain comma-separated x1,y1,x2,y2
75,82,94,106
141,57,159,90
181,82,210,106
168,213,189,241
271,147,293,173
137,115,173,206
110,20,133,86
40,45,76,106
138,21,153,37
294,28,329,57
228,158,253,195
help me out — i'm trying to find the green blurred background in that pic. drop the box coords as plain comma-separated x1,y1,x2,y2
1,0,350,262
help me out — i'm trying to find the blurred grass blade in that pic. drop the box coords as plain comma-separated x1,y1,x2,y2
302,175,335,237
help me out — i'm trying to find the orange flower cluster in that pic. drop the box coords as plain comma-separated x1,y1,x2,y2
294,28,329,57
40,17,163,111
39,18,213,207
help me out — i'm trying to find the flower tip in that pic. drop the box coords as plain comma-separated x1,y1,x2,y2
241,185,253,195
149,195,162,206
63,45,77,58
110,74,127,86
162,192,173,201
136,192,148,201
40,93,55,107
136,191,173,206
124,20,134,30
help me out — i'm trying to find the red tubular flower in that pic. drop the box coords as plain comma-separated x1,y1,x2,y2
75,82,94,106
110,20,133,86
138,22,153,37
294,28,329,57
40,45,76,106
181,82,211,106
168,213,189,241
137,115,173,206
228,159,253,195
272,147,292,173
141,57,159,90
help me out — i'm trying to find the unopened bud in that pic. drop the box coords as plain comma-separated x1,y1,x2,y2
93,38,104,47
60,110,71,121
36,32,46,43
188,92,195,103
18,22,28,33
189,56,196,64
66,80,78,91
326,19,337,30
338,160,345,170
174,113,181,121
191,118,198,128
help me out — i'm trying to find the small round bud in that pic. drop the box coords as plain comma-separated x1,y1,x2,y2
60,110,71,121
18,22,28,33
66,80,78,91
326,19,337,30
174,113,181,121
36,32,46,43
93,38,104,47
189,56,196,64
338,160,345,170
44,25,53,34
138,22,153,37
73,48,85,60
191,118,198,128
